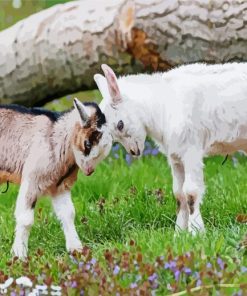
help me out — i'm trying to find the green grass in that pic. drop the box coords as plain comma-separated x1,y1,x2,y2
0,151,246,294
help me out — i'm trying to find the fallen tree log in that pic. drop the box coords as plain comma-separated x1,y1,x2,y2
0,0,246,106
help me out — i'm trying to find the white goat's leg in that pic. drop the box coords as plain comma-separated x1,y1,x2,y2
182,148,205,234
52,191,82,252
169,157,189,231
12,180,36,259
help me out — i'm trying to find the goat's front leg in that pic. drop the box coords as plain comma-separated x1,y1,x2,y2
169,156,189,231
182,148,205,234
12,180,36,259
52,191,82,252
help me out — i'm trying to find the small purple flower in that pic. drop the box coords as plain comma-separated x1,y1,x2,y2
20,290,25,296
66,95,72,100
90,258,97,266
71,281,77,288
130,283,138,289
148,273,158,282
174,270,180,281
151,148,159,155
194,271,200,279
85,263,91,270
217,257,224,270
164,262,170,269
10,293,17,296
79,262,84,268
206,262,212,269
112,144,120,151
183,267,192,275
125,154,132,165
241,266,247,273
80,290,84,296
113,265,120,275
196,279,202,287
143,148,152,155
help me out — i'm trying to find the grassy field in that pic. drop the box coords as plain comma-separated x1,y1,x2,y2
0,133,246,294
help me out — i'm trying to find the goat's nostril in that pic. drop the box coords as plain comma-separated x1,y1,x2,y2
130,149,136,156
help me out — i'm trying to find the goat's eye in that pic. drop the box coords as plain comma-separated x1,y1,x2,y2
84,140,91,150
117,120,124,131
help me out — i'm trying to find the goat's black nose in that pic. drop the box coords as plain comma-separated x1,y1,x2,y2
130,148,140,156
130,149,136,156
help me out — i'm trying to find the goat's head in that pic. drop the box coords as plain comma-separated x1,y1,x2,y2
94,64,146,157
72,98,112,176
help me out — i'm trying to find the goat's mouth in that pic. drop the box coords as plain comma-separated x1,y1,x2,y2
83,167,95,176
129,142,142,157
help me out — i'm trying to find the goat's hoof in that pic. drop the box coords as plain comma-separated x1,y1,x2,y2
67,241,83,253
11,245,27,260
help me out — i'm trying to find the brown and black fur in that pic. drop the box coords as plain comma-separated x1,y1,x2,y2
0,103,106,205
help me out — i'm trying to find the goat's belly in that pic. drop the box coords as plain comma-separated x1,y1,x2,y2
207,139,247,156
0,170,21,185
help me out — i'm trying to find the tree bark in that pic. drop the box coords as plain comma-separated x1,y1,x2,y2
0,0,246,106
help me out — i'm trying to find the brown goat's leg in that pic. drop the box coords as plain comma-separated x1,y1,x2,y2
11,180,37,259
52,191,82,252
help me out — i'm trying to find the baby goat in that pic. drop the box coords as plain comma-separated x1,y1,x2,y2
95,63,247,234
0,99,112,258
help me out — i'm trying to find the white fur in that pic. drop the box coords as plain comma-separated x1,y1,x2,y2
12,180,34,259
52,191,82,252
96,62,247,233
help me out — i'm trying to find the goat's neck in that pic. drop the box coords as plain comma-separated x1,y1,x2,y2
52,109,78,166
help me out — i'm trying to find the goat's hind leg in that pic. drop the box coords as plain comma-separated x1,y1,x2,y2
169,156,189,232
12,179,37,259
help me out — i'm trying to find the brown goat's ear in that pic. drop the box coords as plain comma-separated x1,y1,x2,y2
101,64,122,105
73,98,89,125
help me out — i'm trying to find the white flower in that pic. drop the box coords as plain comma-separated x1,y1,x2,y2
16,276,33,287
51,292,62,296
51,285,62,291
35,284,48,291
0,277,14,289
28,291,39,296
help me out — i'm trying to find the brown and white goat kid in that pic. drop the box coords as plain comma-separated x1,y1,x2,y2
0,99,112,258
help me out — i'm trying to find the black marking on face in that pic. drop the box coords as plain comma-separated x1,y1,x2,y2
83,102,106,128
83,131,103,156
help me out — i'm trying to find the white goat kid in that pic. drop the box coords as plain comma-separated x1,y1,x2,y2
95,63,247,234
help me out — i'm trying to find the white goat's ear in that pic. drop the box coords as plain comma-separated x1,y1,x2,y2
101,64,122,105
94,74,111,101
73,98,89,125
